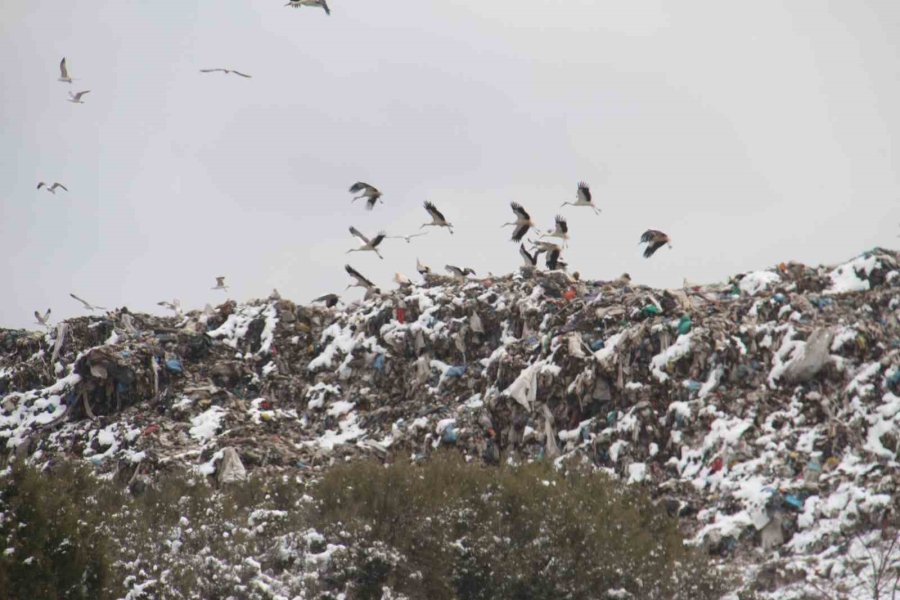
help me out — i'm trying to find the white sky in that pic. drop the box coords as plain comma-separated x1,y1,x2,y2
2,1,898,328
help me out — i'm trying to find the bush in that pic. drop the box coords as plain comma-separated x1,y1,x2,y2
312,453,729,599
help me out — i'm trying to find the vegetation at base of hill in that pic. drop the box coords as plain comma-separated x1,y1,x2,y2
0,455,730,599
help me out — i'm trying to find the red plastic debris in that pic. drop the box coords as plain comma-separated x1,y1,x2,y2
563,288,577,301
142,424,159,436
709,456,724,473
395,307,406,323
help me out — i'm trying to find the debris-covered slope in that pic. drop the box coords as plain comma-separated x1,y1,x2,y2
2,248,899,597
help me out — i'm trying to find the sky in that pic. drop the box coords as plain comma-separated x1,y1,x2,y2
1,0,899,328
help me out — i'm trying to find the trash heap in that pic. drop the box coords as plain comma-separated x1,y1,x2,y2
1,247,899,597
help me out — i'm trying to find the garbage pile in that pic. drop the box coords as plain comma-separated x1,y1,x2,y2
1,247,899,597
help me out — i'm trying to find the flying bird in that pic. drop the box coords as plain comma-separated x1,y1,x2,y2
67,90,90,104
347,227,386,259
393,272,412,287
312,293,340,308
560,181,600,215
58,57,73,83
36,182,68,194
199,68,251,78
70,293,106,312
34,309,52,327
530,241,563,270
345,264,376,291
416,258,431,276
386,232,429,243
519,243,542,267
421,201,454,234
349,182,382,210
501,202,535,242
640,230,672,258
540,215,570,247
157,299,183,316
285,0,330,14
212,276,229,291
446,265,476,282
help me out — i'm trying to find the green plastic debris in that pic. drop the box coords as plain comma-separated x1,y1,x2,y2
642,304,662,316
677,315,692,335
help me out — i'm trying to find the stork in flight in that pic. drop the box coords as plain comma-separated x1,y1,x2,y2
70,293,106,312
34,309,52,328
540,215,570,248
446,265,475,282
639,230,672,258
416,257,431,277
349,182,382,210
58,57,73,83
345,264,377,291
421,201,453,234
285,0,330,14
347,227,386,259
530,241,563,271
519,243,542,268
560,181,600,215
212,276,229,291
501,202,534,242
37,182,68,194
312,293,340,308
67,90,90,104
200,68,251,78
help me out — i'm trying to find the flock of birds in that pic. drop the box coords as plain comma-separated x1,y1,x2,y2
306,179,673,310
33,6,675,328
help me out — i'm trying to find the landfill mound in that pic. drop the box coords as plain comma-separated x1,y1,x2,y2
2,248,900,597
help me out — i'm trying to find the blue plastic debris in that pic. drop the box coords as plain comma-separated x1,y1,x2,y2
773,293,786,304
590,339,605,351
373,354,385,372
165,358,183,374
783,494,804,510
120,351,131,358
445,365,467,378
606,411,619,427
441,425,458,444
684,379,702,391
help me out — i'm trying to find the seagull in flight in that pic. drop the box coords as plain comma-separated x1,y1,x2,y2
421,201,453,234
212,276,229,291
58,57,74,83
37,182,68,194
345,264,376,291
67,90,90,104
386,232,429,243
34,309,52,327
349,182,382,210
639,230,672,258
561,181,600,215
157,299,183,316
285,0,330,14
70,293,106,312
200,68,252,78
347,227,386,259
501,202,534,242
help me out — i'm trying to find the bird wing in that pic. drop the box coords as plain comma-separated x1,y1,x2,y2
37,182,45,189
370,233,386,248
511,223,530,242
349,226,370,244
640,230,663,243
349,182,374,193
69,293,90,309
511,202,530,220
52,183,68,192
643,240,664,258
546,248,561,270
60,57,68,78
445,265,461,275
519,244,535,266
74,91,90,100
313,293,336,303
366,196,377,211
200,69,225,73
34,311,44,323
424,201,446,222
231,70,252,78
345,264,374,287
577,182,591,203
216,276,226,286
555,215,568,234
321,0,331,14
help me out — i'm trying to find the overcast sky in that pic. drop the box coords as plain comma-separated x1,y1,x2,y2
2,1,898,328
